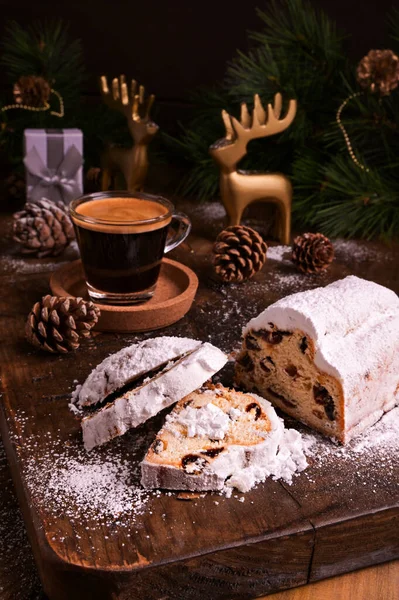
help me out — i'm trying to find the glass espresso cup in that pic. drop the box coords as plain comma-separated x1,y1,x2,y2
70,191,191,305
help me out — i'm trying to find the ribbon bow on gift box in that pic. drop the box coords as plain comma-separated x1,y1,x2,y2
24,145,83,204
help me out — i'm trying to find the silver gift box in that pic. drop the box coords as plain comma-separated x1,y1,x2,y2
24,128,83,205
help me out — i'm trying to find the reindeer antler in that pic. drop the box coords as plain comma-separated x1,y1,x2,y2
222,93,297,142
100,75,155,123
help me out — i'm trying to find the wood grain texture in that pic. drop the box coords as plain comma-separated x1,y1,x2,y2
0,206,398,600
0,435,397,600
0,439,42,599
266,559,399,600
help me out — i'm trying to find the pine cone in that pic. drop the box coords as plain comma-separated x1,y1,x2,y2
292,233,334,274
13,198,75,258
13,75,51,107
213,225,267,283
26,295,100,354
357,49,399,96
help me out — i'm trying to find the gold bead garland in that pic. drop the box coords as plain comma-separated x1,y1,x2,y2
0,88,64,118
48,89,64,118
1,101,49,113
336,91,369,173
336,49,399,173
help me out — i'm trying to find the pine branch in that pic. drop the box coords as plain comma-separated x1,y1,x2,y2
163,0,399,239
1,20,85,107
170,0,348,201
252,0,346,62
0,19,87,166
226,0,347,145
162,124,222,199
388,7,399,52
292,150,327,225
295,153,399,239
325,84,399,167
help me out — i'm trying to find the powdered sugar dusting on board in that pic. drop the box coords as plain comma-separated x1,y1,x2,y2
264,240,392,265
267,245,291,263
23,432,152,525
350,407,399,454
16,406,399,520
189,202,226,221
197,274,324,356
334,239,389,262
8,399,399,547
287,410,399,511
267,270,316,293
45,456,148,517
302,406,399,491
9,409,154,531
305,406,399,460
0,255,69,274
14,410,307,530
0,242,80,276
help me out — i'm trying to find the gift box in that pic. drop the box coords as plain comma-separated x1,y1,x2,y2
24,129,83,205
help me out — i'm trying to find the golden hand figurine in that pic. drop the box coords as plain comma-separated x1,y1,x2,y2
100,75,159,192
209,93,297,244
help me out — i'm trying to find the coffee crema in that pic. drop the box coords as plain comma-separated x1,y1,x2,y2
73,197,171,233
71,196,172,297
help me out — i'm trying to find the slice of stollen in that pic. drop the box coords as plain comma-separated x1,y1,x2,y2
141,385,308,492
72,336,201,408
81,342,227,450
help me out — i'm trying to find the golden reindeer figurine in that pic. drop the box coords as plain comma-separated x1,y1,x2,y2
209,93,297,244
100,75,159,192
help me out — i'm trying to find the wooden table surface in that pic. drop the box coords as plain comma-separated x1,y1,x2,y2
2,438,397,600
0,201,398,599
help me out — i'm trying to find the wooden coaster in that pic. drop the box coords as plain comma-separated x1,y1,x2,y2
50,258,198,333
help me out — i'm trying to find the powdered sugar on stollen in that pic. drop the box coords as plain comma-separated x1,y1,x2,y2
217,395,311,493
142,391,312,493
245,276,399,378
244,276,399,437
167,403,230,440
225,402,399,494
71,336,201,408
82,342,228,450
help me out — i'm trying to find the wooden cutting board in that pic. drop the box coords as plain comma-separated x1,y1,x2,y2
0,216,398,600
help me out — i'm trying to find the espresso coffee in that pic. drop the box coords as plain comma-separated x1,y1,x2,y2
72,197,172,297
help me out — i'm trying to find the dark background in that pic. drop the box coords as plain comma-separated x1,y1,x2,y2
0,0,397,95
0,0,397,129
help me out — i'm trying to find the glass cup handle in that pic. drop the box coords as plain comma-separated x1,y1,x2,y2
164,212,192,253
